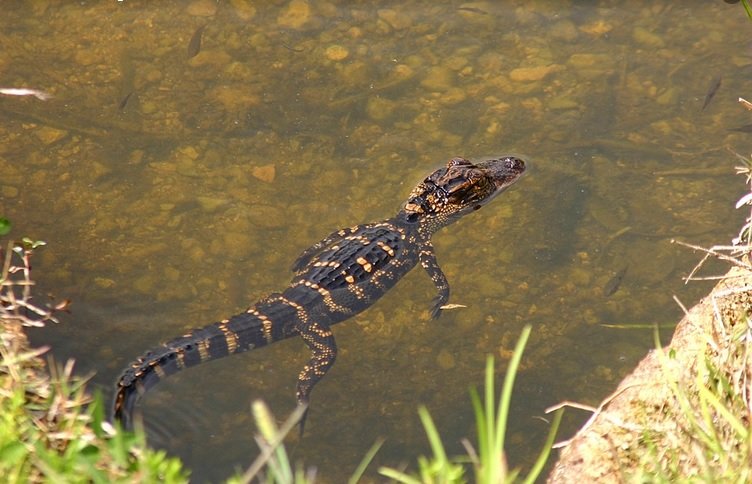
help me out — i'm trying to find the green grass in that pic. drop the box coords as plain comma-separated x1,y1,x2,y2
379,325,563,484
743,0,752,20
0,331,189,483
624,324,752,483
1,239,189,483
229,325,562,483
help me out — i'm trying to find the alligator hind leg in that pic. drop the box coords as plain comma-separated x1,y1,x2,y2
295,320,337,435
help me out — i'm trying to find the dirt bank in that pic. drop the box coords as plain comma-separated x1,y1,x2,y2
548,263,752,482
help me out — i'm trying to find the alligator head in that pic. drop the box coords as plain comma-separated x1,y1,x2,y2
400,156,526,230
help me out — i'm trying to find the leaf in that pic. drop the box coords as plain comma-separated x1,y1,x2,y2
20,237,46,249
0,217,10,236
439,303,467,310
0,441,27,466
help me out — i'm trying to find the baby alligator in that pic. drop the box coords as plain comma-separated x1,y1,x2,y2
113,156,526,432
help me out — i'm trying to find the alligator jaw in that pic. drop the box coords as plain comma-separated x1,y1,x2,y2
478,156,526,198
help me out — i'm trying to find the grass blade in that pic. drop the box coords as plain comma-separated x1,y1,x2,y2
418,406,447,463
496,325,532,454
348,438,384,484
522,408,563,484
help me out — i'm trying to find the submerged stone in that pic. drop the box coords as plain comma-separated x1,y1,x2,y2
277,0,311,29
252,164,276,183
186,0,217,17
324,45,349,61
34,126,67,145
509,64,563,82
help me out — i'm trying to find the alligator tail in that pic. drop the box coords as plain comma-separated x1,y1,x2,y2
112,299,295,430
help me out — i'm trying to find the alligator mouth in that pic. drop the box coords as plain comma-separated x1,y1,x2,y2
476,156,526,203
482,156,526,187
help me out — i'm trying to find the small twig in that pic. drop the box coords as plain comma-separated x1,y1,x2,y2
460,438,479,466
680,248,712,284
0,87,52,101
1,243,12,281
439,303,467,310
239,403,307,484
683,274,745,281
671,239,752,284
706,244,752,254
546,400,597,414
653,167,730,177
672,295,689,316
604,226,632,248
1,242,60,328
545,383,641,449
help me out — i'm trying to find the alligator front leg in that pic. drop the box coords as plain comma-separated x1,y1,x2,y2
419,243,450,319
296,320,337,434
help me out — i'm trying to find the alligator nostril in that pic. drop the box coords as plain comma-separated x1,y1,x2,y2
503,158,523,171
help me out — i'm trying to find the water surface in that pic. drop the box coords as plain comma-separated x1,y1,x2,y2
1,1,749,481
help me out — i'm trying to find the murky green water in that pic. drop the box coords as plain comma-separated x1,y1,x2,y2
2,0,750,481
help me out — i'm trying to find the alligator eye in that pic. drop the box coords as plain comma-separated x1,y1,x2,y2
406,212,420,223
448,157,471,167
